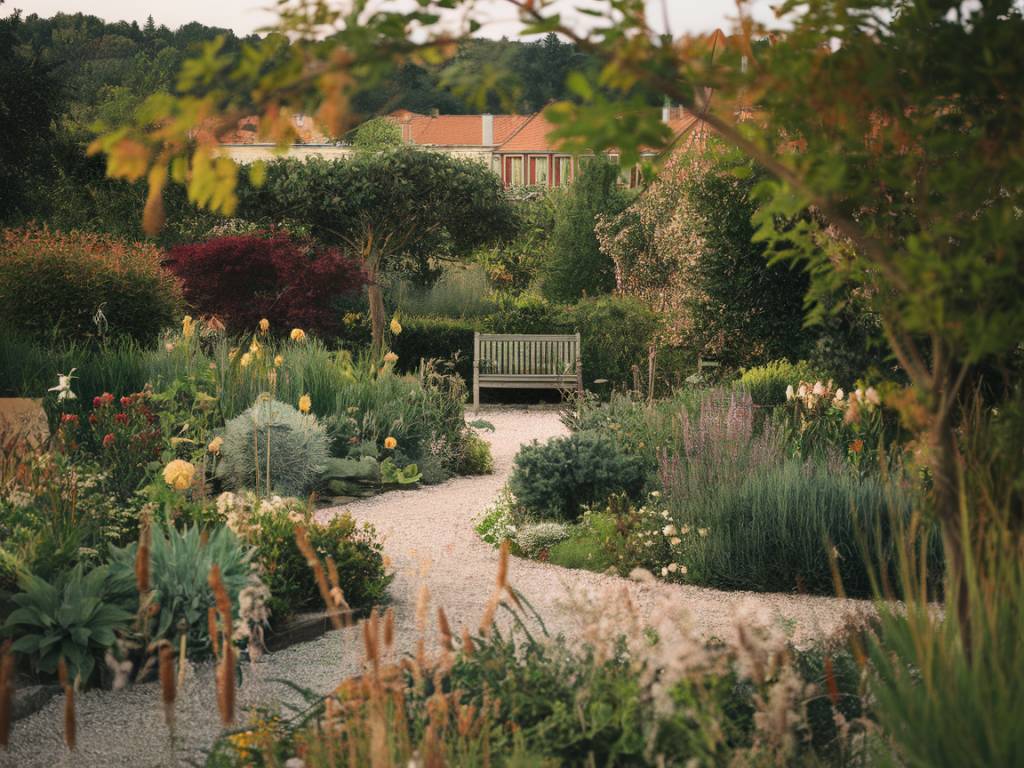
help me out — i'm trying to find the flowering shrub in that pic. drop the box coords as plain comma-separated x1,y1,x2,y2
165,234,365,338
216,492,390,620
0,227,181,344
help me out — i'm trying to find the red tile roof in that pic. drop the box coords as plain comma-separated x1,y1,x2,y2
495,107,704,154
387,111,529,146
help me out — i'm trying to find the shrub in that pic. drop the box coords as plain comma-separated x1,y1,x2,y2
546,511,619,573
514,521,573,557
509,430,647,521
108,524,259,655
484,292,566,335
737,359,819,407
222,494,390,620
0,227,181,345
81,391,163,498
389,315,475,384
458,431,494,475
1,564,133,684
563,295,661,390
541,158,629,302
218,397,330,497
165,233,365,338
475,489,519,547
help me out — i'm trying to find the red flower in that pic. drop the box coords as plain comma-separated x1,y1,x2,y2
60,413,79,425
850,439,865,454
92,396,103,408
88,413,98,425
114,412,129,424
102,433,116,448
102,392,115,404
120,396,133,407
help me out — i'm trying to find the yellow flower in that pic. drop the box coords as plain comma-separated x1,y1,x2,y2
239,352,253,368
383,436,397,450
383,351,399,364
389,316,402,335
163,459,196,491
274,354,284,367
208,436,224,454
249,339,261,354
298,394,311,414
182,315,195,338
258,318,270,334
290,328,306,343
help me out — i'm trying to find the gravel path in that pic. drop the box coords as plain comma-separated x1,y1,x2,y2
3,408,868,768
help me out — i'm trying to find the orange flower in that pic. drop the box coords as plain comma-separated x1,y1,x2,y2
850,439,864,454
383,436,397,450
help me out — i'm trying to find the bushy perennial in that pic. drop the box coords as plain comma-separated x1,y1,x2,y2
217,397,329,497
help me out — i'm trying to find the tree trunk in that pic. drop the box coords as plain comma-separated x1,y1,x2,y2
366,263,386,356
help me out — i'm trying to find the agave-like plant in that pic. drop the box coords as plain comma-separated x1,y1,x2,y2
108,524,260,655
1,564,133,684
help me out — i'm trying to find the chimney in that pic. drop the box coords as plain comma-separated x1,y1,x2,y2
482,113,494,145
430,107,440,117
661,102,671,123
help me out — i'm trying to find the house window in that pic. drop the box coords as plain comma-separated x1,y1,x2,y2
532,155,549,186
554,155,572,186
492,155,502,177
509,156,524,186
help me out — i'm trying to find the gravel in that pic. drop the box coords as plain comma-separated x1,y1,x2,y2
2,407,869,767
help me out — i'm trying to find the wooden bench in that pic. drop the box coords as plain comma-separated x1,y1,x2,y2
473,332,582,409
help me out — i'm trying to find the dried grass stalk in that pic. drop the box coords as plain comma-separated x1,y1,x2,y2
218,642,235,725
295,526,343,630
0,641,13,748
159,641,177,727
57,659,75,750
135,520,151,594
437,608,454,652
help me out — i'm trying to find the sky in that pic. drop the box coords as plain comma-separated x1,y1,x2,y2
18,0,778,39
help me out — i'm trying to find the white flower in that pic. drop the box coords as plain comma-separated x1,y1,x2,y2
681,525,691,535
670,536,682,546
785,384,795,401
661,567,669,576
48,369,77,401
812,381,827,397
662,524,677,537
649,490,661,498
679,564,688,575
698,527,709,538
865,386,881,406
834,388,845,402
797,384,808,398
667,563,678,573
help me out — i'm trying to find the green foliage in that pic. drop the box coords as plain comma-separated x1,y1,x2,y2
0,228,181,346
737,359,818,407
509,430,647,521
108,524,257,654
1,564,133,684
218,397,330,497
546,510,619,572
321,456,381,497
540,158,630,302
380,458,422,485
484,292,565,335
388,315,475,384
351,116,402,152
474,193,556,293
564,295,661,390
239,499,390,619
458,431,494,475
474,488,519,548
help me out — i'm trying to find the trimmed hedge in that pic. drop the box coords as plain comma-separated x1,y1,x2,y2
391,316,476,384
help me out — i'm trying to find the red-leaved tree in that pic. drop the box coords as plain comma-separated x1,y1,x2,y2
165,234,366,337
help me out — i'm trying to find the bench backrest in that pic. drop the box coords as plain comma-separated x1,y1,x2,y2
475,333,580,376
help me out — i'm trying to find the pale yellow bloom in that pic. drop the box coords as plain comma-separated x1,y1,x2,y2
298,394,311,414
274,354,284,367
389,316,402,335
662,524,677,537
383,351,399,364
182,315,195,338
670,536,682,546
239,352,253,368
249,339,261,354
290,328,306,343
163,459,196,491
258,318,270,334
384,436,397,450
208,436,224,454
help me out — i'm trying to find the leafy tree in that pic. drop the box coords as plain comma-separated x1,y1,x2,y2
351,116,403,153
235,150,515,349
541,157,629,302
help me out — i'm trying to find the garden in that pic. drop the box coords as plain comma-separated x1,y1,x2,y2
2,1,1024,767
